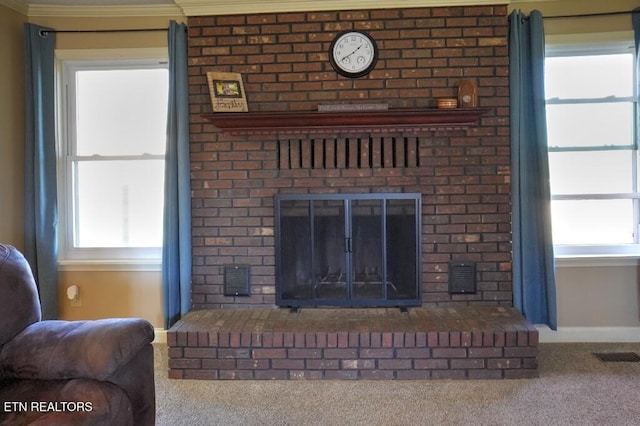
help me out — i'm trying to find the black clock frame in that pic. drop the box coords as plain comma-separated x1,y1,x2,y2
329,30,378,79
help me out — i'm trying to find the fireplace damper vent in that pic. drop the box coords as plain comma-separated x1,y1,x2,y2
449,262,476,294
224,264,250,296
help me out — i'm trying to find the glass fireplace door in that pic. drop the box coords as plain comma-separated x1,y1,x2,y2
277,198,347,302
386,198,419,301
276,193,421,308
351,199,384,300
312,199,347,301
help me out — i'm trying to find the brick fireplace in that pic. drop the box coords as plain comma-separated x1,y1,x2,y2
188,4,511,309
167,4,537,380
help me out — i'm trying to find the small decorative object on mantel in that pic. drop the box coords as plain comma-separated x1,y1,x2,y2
437,98,458,109
457,79,478,108
206,71,248,112
318,103,389,112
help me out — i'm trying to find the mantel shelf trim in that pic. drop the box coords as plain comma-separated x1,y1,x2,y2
203,108,490,135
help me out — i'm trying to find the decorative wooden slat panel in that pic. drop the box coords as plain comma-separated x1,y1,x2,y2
278,137,421,170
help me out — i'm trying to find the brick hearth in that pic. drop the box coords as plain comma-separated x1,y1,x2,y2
168,306,538,380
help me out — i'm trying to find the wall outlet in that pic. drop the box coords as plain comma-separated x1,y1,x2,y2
66,285,82,307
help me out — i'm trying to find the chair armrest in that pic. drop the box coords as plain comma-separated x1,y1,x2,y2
0,318,154,381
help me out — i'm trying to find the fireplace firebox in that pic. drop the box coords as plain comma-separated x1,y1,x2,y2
275,193,422,308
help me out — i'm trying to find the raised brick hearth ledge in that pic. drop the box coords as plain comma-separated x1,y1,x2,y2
167,306,538,380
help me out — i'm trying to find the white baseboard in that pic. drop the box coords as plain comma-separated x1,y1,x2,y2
153,328,167,344
537,325,640,343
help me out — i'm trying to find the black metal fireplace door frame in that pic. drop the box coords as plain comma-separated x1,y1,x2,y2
275,192,422,308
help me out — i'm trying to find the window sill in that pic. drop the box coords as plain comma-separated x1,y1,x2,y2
58,259,161,272
555,255,640,268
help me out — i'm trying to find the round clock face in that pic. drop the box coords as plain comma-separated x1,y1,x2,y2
329,31,378,78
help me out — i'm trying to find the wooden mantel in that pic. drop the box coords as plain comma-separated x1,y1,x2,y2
203,108,490,135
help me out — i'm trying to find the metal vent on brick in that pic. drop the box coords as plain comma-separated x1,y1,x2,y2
593,352,640,362
449,262,476,294
224,264,250,296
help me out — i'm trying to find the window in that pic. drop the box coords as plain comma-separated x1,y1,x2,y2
58,56,168,262
545,42,638,256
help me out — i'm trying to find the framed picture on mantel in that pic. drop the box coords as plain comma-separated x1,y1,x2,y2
207,71,248,112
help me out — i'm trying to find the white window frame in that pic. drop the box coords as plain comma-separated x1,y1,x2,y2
56,49,168,268
545,35,639,259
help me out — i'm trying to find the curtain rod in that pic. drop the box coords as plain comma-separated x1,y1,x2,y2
39,28,170,37
543,10,638,20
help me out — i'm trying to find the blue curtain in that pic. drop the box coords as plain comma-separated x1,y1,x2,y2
634,9,640,64
163,21,192,329
24,24,58,320
633,9,640,135
508,10,557,330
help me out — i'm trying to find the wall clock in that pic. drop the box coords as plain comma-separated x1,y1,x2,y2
329,31,378,79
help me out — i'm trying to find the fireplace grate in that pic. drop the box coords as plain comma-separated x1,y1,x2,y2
593,352,640,363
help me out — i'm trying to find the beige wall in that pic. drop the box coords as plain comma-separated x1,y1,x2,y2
30,16,181,49
511,0,639,36
58,269,163,326
0,5,26,250
556,264,640,327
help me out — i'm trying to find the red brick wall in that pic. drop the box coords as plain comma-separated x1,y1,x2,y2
187,5,511,310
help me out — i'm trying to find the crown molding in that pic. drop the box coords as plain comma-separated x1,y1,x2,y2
176,0,510,17
0,0,183,17
27,4,183,17
1,0,529,19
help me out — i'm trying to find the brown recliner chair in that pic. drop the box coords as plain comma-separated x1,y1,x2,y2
0,244,155,425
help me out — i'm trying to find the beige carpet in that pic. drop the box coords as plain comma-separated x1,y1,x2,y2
154,343,640,425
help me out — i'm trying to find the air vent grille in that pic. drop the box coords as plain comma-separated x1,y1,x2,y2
449,262,476,294
224,264,250,296
593,352,640,362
